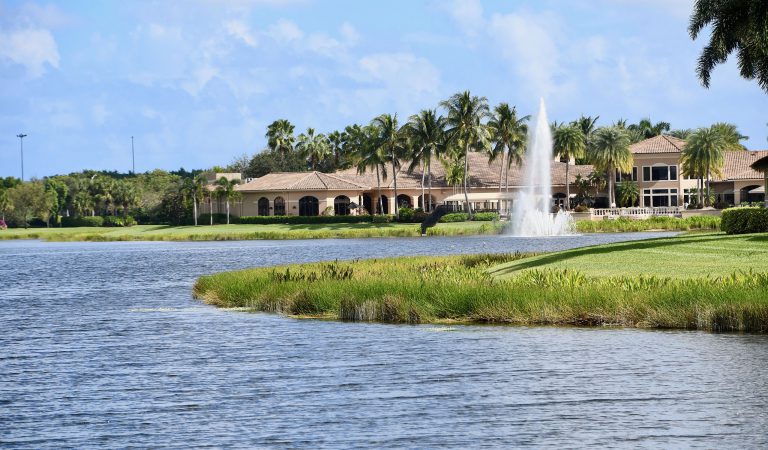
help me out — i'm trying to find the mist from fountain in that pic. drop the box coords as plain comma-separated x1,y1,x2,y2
509,98,576,236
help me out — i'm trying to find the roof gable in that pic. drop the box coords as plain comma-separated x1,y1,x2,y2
630,135,686,154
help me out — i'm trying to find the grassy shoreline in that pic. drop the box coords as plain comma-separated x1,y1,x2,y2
0,215,719,242
193,233,768,333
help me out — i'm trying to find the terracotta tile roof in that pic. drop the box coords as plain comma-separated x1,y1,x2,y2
714,150,768,181
630,135,686,154
238,152,597,192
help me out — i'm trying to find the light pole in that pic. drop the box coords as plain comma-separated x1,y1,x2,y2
16,133,27,181
131,136,135,174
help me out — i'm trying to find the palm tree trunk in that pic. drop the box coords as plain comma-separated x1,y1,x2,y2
421,155,426,212
706,168,711,207
210,198,213,225
698,176,703,205
565,163,570,211
392,151,399,219
376,166,383,215
505,159,510,193
463,143,472,218
193,198,198,226
498,152,505,194
609,165,615,207
226,200,230,225
427,159,433,212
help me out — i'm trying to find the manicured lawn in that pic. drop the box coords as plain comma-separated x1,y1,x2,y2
488,232,768,278
0,221,502,241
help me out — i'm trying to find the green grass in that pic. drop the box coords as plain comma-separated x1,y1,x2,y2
0,221,503,241
574,215,720,233
193,233,768,332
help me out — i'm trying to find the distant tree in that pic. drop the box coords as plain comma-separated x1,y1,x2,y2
670,129,693,139
690,0,768,93
711,122,749,150
441,91,491,218
571,115,600,163
8,182,55,228
0,188,13,222
628,117,671,139
265,119,296,160
616,181,640,207
226,154,251,174
682,126,726,206
296,128,331,171
244,149,306,179
44,178,68,224
352,124,388,214
488,103,529,194
553,124,586,210
590,127,633,207
372,113,408,218
215,177,240,225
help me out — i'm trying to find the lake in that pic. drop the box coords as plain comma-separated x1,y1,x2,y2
1,233,767,448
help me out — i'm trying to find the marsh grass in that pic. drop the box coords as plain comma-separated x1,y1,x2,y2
193,236,768,332
574,216,720,233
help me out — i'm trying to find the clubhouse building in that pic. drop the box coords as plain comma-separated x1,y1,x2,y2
224,135,767,217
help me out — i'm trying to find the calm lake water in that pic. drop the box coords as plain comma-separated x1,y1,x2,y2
2,232,767,448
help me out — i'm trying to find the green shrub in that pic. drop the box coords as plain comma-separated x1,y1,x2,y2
473,212,499,221
61,216,104,227
396,207,428,223
238,215,374,225
103,215,137,227
372,214,394,224
721,207,768,234
440,212,469,223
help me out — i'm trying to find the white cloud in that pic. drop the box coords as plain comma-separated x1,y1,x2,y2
0,28,60,77
18,3,77,28
91,103,110,124
267,19,303,42
225,20,258,47
339,22,359,45
606,0,694,19
488,12,561,98
306,33,344,57
444,0,484,37
358,52,440,95
182,64,220,97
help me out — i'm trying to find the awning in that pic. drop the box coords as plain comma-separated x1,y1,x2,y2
748,186,765,194
442,192,517,202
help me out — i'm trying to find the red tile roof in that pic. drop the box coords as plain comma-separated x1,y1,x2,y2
629,135,686,154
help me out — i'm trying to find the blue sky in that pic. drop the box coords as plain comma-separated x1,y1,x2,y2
1,0,767,178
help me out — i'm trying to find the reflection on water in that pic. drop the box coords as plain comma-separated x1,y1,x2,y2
1,233,767,448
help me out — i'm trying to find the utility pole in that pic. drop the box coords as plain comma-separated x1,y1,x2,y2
131,136,135,174
16,133,27,181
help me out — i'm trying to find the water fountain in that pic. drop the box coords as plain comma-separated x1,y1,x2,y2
509,98,575,236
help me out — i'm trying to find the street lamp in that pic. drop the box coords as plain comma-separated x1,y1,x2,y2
16,133,27,181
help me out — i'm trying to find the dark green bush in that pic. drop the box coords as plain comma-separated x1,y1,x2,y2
372,214,394,224
440,212,469,223
721,207,768,234
61,216,105,227
396,207,428,223
473,212,499,221
103,215,137,227
198,213,231,225
238,215,374,225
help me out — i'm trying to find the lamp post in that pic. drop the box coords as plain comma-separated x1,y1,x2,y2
131,136,135,174
16,133,27,181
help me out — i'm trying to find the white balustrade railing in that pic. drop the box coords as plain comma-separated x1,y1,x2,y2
591,207,681,218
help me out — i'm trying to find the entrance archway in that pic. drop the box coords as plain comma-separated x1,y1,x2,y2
298,196,319,216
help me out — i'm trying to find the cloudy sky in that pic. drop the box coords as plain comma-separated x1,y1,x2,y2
1,0,766,178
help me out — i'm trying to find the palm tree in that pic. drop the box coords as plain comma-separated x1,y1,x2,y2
353,124,388,214
112,181,138,218
711,122,748,151
488,103,529,194
296,128,331,171
372,114,408,218
690,0,768,92
628,117,671,139
265,119,296,160
682,126,726,206
215,177,240,225
327,130,349,170
670,129,693,139
553,124,586,210
590,127,633,207
191,175,207,226
616,181,640,207
406,109,445,212
440,91,491,218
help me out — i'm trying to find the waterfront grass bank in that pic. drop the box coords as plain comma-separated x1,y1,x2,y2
193,233,768,332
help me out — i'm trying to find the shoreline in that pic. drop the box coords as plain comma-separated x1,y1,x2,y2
192,233,768,333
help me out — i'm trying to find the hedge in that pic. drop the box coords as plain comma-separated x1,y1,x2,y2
103,216,137,227
61,216,104,227
473,212,499,221
721,207,768,234
440,212,469,223
237,215,375,225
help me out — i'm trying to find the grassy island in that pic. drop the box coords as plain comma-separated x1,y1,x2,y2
193,233,768,333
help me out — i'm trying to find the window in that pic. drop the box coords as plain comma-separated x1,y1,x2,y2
615,167,638,182
334,195,351,216
257,197,269,216
643,165,678,181
273,197,285,215
298,196,319,216
643,188,678,207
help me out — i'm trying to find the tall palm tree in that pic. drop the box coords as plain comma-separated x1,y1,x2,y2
327,130,349,170
440,91,491,218
296,128,331,171
670,129,693,139
553,124,586,210
406,109,445,212
628,117,671,139
711,122,748,151
488,103,529,194
265,119,296,160
190,175,207,226
682,126,726,206
372,114,409,218
353,124,388,214
690,0,768,93
215,177,240,225
590,127,633,207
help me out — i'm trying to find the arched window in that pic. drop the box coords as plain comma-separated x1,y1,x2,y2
362,194,373,215
334,195,351,216
377,195,389,214
741,185,764,204
258,197,269,216
273,197,285,216
298,196,319,216
397,194,412,208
